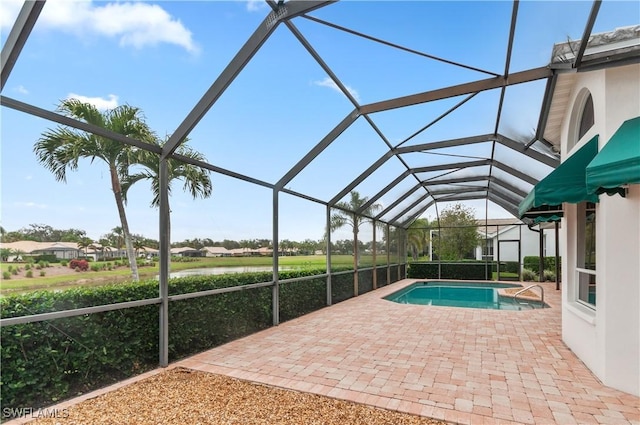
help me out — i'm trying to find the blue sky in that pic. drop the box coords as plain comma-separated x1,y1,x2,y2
1,1,638,244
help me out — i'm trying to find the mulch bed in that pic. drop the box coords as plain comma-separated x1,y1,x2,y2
29,368,449,425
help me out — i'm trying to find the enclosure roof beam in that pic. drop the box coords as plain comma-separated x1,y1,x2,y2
399,201,436,229
162,1,333,159
374,182,424,220
423,175,489,186
356,171,411,214
1,0,45,92
487,192,520,217
328,151,394,206
492,159,539,185
387,192,433,225
360,66,552,115
495,134,559,167
531,72,559,147
395,134,494,154
276,109,359,191
412,159,492,174
574,1,602,69
356,159,491,215
1,96,162,153
488,176,528,199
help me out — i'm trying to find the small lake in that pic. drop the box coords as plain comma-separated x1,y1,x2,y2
166,266,293,278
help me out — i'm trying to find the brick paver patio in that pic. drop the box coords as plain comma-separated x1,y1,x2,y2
176,279,639,425
9,279,638,425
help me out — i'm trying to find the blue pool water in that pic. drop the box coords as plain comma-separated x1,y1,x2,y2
385,282,548,310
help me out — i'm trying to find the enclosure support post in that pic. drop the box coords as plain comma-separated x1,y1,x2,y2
158,158,169,367
372,221,377,289
539,226,545,282
386,224,391,284
272,190,280,326
326,205,332,306
555,221,560,290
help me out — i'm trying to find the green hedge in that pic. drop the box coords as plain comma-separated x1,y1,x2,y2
408,261,492,280
2,264,408,415
523,256,561,271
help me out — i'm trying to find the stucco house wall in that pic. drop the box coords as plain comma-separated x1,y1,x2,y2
560,63,640,396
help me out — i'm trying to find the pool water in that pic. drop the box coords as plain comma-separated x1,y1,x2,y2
385,282,547,310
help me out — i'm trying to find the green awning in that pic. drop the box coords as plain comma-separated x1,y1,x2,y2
586,117,640,195
519,135,599,218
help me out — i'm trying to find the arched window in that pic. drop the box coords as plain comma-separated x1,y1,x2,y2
578,93,594,141
568,89,595,151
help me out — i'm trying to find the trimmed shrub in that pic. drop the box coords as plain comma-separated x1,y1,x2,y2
60,260,68,267
33,255,59,264
25,270,33,278
408,261,493,280
543,269,556,282
2,271,10,280
0,266,373,413
69,259,89,272
39,270,46,277
90,264,101,272
24,264,31,271
522,268,538,281
523,256,561,272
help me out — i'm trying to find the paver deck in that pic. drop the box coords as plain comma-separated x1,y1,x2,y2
9,279,639,425
177,279,639,425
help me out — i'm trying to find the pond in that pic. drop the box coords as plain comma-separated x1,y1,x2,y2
166,266,293,278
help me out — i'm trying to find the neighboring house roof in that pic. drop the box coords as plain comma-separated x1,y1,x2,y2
143,246,159,253
201,246,231,255
1,240,80,253
170,246,200,254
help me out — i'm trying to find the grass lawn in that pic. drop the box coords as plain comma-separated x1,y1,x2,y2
0,255,382,294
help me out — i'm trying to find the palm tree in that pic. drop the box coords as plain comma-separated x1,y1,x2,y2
407,218,430,261
330,190,382,296
34,99,154,281
121,136,212,263
77,237,94,258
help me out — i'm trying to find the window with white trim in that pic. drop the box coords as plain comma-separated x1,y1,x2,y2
576,202,596,307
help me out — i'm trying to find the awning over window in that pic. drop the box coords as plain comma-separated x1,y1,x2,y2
519,135,599,218
586,117,640,195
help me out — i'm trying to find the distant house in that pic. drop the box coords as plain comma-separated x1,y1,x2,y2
1,240,80,261
201,246,231,257
474,219,559,266
170,246,203,257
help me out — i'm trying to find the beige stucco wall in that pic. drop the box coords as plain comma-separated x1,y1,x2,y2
560,63,640,396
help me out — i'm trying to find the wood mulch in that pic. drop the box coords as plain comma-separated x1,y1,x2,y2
29,368,449,425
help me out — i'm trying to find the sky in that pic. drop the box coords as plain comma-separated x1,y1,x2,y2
1,0,638,244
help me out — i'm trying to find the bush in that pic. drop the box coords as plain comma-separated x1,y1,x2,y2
0,267,367,413
33,254,59,264
60,260,68,267
11,269,18,276
408,261,493,280
26,270,33,278
522,268,538,281
543,269,556,282
40,270,46,277
2,271,10,280
523,256,561,272
90,264,101,272
24,264,31,271
69,259,89,272
7,265,13,273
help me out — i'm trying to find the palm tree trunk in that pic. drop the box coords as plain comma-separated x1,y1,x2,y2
110,166,139,281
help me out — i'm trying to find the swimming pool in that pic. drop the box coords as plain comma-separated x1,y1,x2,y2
384,281,547,310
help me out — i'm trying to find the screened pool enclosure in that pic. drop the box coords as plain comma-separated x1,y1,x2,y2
1,0,638,407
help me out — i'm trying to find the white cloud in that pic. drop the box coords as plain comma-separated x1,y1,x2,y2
15,85,29,94
15,201,48,210
246,1,268,13
1,0,198,54
67,93,119,111
25,175,33,181
313,77,360,102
